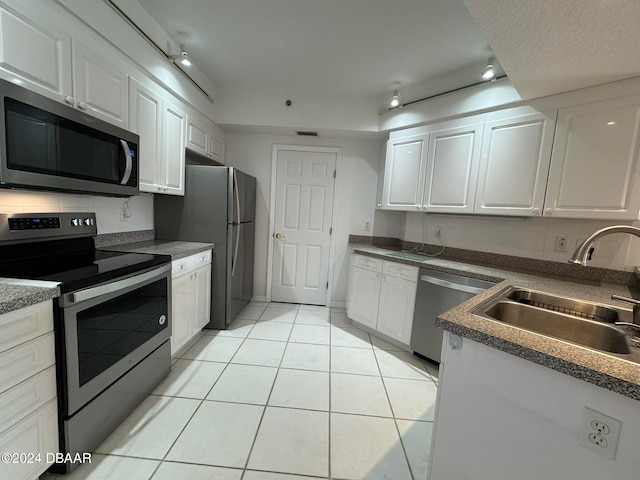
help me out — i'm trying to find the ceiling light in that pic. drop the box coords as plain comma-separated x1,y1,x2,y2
389,90,401,109
482,57,496,81
170,45,192,67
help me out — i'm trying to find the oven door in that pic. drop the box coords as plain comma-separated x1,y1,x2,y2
58,264,171,416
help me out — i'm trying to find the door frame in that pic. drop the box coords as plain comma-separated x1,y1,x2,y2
266,144,341,306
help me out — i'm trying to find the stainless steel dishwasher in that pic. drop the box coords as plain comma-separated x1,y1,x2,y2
411,269,495,363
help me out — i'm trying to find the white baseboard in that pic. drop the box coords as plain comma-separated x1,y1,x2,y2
330,301,346,309
252,295,269,303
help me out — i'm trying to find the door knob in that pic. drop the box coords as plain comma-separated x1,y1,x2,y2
274,233,285,239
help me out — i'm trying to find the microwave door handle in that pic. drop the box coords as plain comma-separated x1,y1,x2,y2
120,139,133,185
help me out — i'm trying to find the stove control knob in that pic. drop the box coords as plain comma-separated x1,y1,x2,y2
158,315,167,326
70,218,81,227
83,218,93,226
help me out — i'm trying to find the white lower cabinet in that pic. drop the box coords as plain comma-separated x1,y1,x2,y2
347,254,418,346
429,332,640,479
171,250,212,356
0,301,58,480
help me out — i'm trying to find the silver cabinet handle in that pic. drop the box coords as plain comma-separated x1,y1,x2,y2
64,96,74,105
78,101,87,110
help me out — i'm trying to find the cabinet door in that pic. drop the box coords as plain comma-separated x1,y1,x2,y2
0,399,58,480
186,111,209,157
423,124,483,213
0,1,72,102
377,274,417,345
161,98,187,195
72,40,128,128
347,266,381,329
129,77,163,193
193,263,212,331
381,134,428,211
544,96,640,219
171,272,193,356
474,112,556,216
208,122,226,164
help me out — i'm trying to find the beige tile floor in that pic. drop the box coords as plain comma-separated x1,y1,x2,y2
42,303,438,480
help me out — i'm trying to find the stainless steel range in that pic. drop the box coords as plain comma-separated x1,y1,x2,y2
0,212,171,473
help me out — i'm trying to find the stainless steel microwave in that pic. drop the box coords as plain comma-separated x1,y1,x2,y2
0,78,139,197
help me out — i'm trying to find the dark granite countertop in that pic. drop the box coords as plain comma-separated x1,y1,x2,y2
101,240,214,260
350,244,640,401
0,279,60,315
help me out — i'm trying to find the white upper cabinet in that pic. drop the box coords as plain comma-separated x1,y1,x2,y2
209,122,226,164
129,77,162,192
381,134,428,211
161,98,187,195
544,96,640,219
187,110,226,164
0,0,72,102
186,110,209,156
474,112,556,216
423,124,483,213
129,77,186,195
72,40,129,128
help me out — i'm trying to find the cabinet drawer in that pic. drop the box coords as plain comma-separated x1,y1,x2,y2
352,254,383,273
0,333,55,395
0,399,58,480
0,302,53,354
172,250,212,278
383,261,419,282
192,249,212,266
0,367,56,434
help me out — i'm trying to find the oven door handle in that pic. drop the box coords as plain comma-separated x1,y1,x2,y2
63,264,171,305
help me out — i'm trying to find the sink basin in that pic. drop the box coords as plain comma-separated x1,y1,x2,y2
473,286,640,359
484,301,631,354
506,289,620,323
385,251,435,263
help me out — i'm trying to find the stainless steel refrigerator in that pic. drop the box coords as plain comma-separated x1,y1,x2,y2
155,165,256,329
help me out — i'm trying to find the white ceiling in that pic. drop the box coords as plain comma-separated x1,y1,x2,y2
134,0,496,102
464,0,640,100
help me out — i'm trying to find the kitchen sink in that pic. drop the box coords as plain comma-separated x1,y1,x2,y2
505,289,620,323
385,251,435,263
473,287,640,360
483,301,630,353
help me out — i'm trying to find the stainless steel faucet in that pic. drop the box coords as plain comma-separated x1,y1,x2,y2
568,225,640,266
569,225,640,325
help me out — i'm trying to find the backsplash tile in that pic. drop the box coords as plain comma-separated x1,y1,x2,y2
0,189,154,234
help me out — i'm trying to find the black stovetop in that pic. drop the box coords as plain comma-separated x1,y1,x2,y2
0,237,170,293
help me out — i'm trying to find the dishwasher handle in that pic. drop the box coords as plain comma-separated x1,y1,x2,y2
420,274,489,295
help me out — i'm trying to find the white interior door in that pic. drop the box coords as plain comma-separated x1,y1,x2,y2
271,148,337,305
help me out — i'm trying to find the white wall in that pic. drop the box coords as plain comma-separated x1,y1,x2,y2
0,189,153,234
225,132,381,305
386,211,640,271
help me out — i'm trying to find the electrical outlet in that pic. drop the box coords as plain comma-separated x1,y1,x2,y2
120,206,128,222
578,407,622,460
435,225,444,238
364,221,371,232
555,236,568,252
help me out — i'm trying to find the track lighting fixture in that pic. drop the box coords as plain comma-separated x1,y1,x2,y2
389,89,401,109
482,57,495,81
170,45,191,67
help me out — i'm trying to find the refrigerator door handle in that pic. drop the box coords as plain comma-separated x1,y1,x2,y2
232,224,240,277
233,170,241,226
